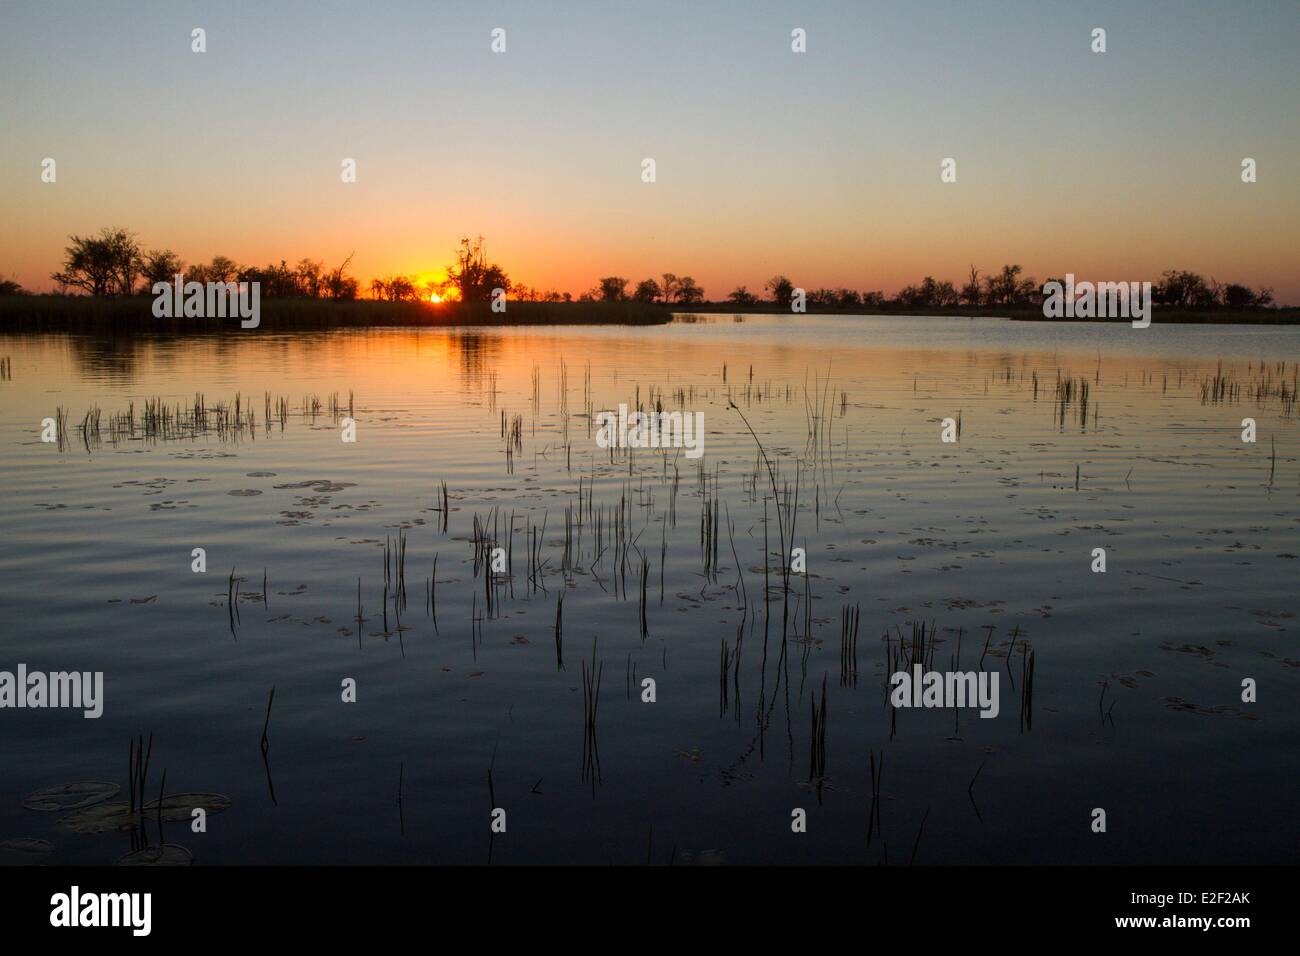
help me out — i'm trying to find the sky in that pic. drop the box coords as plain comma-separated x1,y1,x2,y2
1,0,1297,302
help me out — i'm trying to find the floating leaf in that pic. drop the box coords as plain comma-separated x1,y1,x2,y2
59,793,231,835
116,844,192,866
58,802,133,834
22,781,120,812
143,793,231,820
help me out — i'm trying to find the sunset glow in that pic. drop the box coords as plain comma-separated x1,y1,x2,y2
1,1,1296,303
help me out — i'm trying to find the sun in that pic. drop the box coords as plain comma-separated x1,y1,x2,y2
414,270,457,304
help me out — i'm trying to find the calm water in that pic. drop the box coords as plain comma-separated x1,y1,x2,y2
1,314,1296,865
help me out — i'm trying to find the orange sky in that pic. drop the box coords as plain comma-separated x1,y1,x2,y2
2,2,1297,303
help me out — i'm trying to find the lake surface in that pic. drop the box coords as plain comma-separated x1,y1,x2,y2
1,314,1296,865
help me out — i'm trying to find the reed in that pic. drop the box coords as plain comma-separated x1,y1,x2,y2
1018,643,1036,732
867,749,884,847
967,758,986,823
260,686,275,754
580,639,603,787
839,602,860,688
719,639,734,716
638,552,649,640
808,674,828,786
908,807,930,865
554,590,564,670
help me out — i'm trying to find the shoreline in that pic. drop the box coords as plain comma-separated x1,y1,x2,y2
1,295,1296,331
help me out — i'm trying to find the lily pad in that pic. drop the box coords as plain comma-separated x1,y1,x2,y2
116,844,192,866
59,792,231,834
0,838,53,864
57,802,133,834
22,781,120,812
143,793,232,820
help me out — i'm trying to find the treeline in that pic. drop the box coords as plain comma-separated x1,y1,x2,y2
0,227,1279,311
716,266,1274,310
7,229,520,305
580,275,706,305
528,265,1277,310
18,227,367,301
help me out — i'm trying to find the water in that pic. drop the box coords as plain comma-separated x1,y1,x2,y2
0,314,1296,865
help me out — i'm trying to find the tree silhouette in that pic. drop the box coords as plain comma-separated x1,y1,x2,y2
324,252,359,301
660,273,680,304
51,227,140,296
675,276,704,304
141,249,183,288
633,278,661,302
765,275,795,308
296,259,324,298
598,277,628,302
445,236,510,302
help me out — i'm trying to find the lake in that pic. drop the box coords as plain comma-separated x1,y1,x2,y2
0,314,1296,865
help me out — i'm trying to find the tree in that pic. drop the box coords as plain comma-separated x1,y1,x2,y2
959,265,983,306
0,278,26,296
933,279,960,307
897,283,926,307
206,256,239,283
1154,270,1215,308
598,276,628,302
633,278,661,303
445,236,510,302
675,276,704,304
141,249,183,288
660,273,680,304
324,253,359,301
981,264,1035,306
896,277,951,308
51,227,140,296
296,259,324,297
727,285,758,305
240,260,298,297
765,275,795,308
1220,283,1253,308
370,274,420,302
